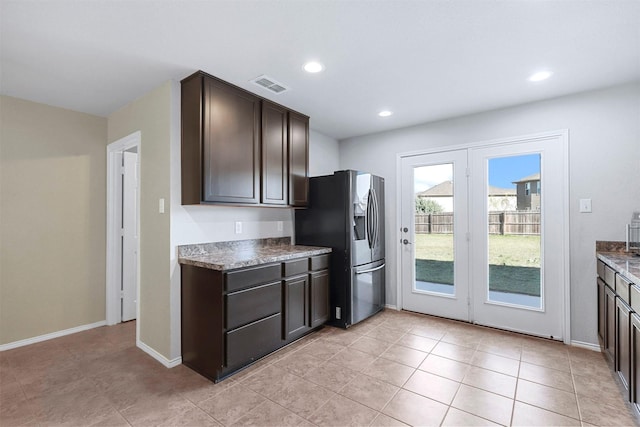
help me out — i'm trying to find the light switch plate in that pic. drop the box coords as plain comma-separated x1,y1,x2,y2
235,221,242,234
579,198,592,213
158,198,165,214
277,221,283,231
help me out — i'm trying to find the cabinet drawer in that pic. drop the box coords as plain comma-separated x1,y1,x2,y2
283,258,308,277
226,313,281,368
310,254,330,271
226,281,281,330
597,259,605,279
225,263,281,292
617,275,633,306
604,264,617,288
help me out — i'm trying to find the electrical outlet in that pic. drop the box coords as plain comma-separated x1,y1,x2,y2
158,198,165,214
579,199,592,213
235,221,242,234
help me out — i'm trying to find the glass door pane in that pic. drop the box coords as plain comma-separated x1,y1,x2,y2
414,164,455,296
487,154,541,309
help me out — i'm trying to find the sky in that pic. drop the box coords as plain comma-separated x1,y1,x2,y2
414,154,541,192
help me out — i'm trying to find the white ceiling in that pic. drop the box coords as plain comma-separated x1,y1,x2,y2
1,0,639,140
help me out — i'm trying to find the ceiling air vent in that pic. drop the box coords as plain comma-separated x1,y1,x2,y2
250,75,290,94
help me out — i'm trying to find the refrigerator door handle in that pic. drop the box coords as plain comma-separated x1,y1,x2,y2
371,188,379,248
366,189,373,249
355,263,386,274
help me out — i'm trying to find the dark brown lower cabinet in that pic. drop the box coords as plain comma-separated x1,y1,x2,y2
605,285,617,363
616,298,632,392
181,255,330,382
310,270,330,328
631,313,640,411
284,274,310,340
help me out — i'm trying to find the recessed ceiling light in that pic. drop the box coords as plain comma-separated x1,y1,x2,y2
378,110,393,117
303,61,324,73
528,71,553,82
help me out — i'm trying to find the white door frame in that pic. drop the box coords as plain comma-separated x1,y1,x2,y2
396,129,570,344
106,131,141,326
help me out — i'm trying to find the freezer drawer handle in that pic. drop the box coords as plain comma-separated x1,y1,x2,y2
355,264,386,274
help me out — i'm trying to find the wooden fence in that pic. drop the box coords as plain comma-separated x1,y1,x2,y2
415,211,540,235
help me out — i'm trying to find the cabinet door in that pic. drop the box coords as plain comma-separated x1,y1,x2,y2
284,275,310,340
310,270,330,328
261,101,288,205
598,278,606,344
617,298,632,393
605,285,617,363
203,77,260,203
631,313,640,410
288,112,309,207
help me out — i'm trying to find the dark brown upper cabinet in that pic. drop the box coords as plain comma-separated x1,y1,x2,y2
261,101,288,205
181,71,309,207
289,111,310,207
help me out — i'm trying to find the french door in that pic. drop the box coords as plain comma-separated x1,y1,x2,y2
400,133,567,340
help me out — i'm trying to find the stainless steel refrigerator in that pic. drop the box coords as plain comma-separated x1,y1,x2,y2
295,170,385,328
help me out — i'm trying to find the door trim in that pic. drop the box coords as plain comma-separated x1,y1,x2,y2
396,129,570,344
106,131,141,328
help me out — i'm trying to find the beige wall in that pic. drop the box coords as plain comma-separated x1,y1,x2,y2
0,96,107,345
108,82,172,359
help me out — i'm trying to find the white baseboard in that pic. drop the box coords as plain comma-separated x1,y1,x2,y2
385,304,399,310
570,340,601,352
137,339,182,368
0,320,106,352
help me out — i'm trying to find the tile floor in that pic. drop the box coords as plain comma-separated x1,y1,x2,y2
2,309,639,426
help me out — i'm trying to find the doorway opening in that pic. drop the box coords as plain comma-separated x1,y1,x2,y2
106,132,141,327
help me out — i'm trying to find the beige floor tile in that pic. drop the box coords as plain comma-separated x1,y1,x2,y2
409,324,447,341
365,325,405,343
303,361,359,392
441,330,482,348
308,394,379,426
419,354,470,382
363,357,415,387
231,400,312,427
511,401,580,426
432,341,477,363
380,344,428,368
181,377,238,405
441,407,500,426
370,413,409,426
33,388,124,426
396,333,438,353
120,392,219,427
269,376,336,419
403,369,460,404
572,371,622,401
382,389,449,426
451,384,514,426
295,339,345,361
577,394,639,426
240,364,298,397
324,329,362,347
463,365,517,398
515,379,579,419
470,350,520,377
329,347,377,372
274,351,324,376
518,361,574,393
521,349,571,372
199,384,267,425
570,356,615,378
349,336,392,357
477,342,522,360
339,373,399,410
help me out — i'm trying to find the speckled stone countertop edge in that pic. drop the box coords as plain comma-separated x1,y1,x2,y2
597,251,640,285
177,238,332,271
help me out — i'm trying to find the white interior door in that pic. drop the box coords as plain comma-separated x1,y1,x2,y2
122,151,138,322
400,150,470,321
470,138,567,339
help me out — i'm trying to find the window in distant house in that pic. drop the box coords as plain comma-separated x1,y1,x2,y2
525,182,531,196
536,181,540,194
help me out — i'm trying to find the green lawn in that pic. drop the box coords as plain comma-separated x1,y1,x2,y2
414,233,541,296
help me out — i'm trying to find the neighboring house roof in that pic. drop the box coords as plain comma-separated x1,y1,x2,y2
417,180,516,197
512,173,540,184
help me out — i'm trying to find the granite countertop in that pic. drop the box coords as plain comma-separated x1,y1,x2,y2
597,251,640,285
178,237,332,271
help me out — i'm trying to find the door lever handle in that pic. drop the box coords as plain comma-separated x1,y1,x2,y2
402,239,412,245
